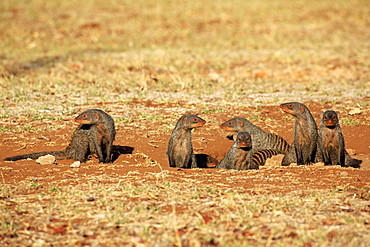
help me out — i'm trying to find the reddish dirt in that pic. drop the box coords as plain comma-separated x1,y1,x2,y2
1,100,369,193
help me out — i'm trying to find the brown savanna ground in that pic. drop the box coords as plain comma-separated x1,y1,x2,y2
0,0,369,246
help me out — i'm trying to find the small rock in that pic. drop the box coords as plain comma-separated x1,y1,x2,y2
339,171,349,177
70,161,81,168
348,108,362,115
265,154,284,167
347,149,356,156
36,155,56,165
208,72,225,82
208,72,220,81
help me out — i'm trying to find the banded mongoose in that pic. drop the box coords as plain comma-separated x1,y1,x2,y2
74,109,116,163
280,102,318,166
167,114,206,168
4,109,116,163
220,117,289,154
251,149,279,168
216,132,279,170
318,110,352,167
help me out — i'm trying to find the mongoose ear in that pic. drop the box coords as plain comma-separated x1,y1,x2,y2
182,116,187,123
94,113,100,119
299,105,305,113
238,119,244,127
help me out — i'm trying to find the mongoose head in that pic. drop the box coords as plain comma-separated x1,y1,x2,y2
322,110,339,127
74,110,100,124
179,114,206,129
220,117,245,132
280,102,306,116
233,132,252,149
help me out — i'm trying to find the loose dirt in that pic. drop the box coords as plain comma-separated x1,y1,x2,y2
1,100,369,193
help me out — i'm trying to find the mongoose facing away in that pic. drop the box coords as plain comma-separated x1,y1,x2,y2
74,109,116,163
280,102,318,166
4,109,115,163
167,114,206,168
217,132,279,170
318,110,352,167
220,117,289,154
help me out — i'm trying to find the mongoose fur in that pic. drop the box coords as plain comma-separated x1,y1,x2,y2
4,109,115,163
280,102,318,166
73,109,116,163
217,132,279,170
167,114,206,168
318,110,352,167
220,117,289,154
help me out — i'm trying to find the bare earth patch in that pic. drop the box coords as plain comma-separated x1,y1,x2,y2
1,99,369,246
0,0,369,245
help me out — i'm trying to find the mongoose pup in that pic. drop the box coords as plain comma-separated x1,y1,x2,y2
280,102,318,166
318,110,352,167
167,114,206,168
74,109,116,163
220,117,289,154
217,132,278,170
4,109,116,163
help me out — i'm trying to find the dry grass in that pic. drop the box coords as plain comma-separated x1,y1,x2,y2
0,0,370,246
1,0,369,109
1,171,370,246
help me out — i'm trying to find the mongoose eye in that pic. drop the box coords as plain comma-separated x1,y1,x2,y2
288,104,293,108
83,114,87,118
228,122,232,126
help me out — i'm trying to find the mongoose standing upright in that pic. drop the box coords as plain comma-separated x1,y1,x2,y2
220,117,289,154
4,109,115,163
280,102,318,166
318,110,352,167
217,132,278,170
74,109,116,163
167,114,206,168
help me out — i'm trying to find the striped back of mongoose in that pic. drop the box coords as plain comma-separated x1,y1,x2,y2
249,149,280,169
280,102,318,166
217,132,253,170
265,132,290,154
318,110,352,167
167,114,206,169
217,132,279,170
220,117,290,154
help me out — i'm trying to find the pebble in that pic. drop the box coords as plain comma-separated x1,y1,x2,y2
70,161,81,168
36,155,56,165
339,171,349,177
347,149,356,155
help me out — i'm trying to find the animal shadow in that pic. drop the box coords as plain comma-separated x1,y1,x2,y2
111,145,134,162
195,154,218,168
351,158,362,168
